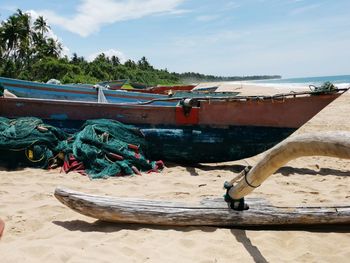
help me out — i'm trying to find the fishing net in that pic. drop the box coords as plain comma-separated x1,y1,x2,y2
63,119,163,179
0,117,163,178
0,117,67,168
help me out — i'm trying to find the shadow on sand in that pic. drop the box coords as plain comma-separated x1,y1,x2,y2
278,166,350,177
167,162,349,178
53,219,350,234
231,229,268,263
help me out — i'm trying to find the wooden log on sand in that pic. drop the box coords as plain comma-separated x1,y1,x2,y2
228,131,350,200
54,187,350,226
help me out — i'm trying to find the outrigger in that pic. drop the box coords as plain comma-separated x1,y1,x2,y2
55,132,350,227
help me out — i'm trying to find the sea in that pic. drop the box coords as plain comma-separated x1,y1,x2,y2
247,74,350,90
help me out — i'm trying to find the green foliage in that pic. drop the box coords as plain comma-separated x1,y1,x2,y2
30,57,80,82
61,73,98,85
176,72,281,83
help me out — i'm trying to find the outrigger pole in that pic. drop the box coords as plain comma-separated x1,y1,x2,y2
225,131,350,210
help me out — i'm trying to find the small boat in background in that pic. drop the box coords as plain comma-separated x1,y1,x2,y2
126,84,197,94
192,86,218,93
130,82,149,90
123,84,219,95
98,79,128,90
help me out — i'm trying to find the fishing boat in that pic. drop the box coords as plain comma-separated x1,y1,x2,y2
126,84,197,94
0,77,231,105
0,86,347,163
0,77,172,104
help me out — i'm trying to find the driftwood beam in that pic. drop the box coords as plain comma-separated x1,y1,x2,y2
229,132,350,200
54,187,350,226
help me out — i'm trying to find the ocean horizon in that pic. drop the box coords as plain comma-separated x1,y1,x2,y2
247,74,350,90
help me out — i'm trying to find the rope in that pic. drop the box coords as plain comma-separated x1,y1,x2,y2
25,147,46,163
97,86,108,103
244,171,260,188
226,159,252,187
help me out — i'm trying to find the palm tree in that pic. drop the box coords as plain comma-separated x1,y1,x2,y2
137,56,152,70
33,16,50,38
0,9,32,62
43,38,62,58
15,9,32,62
0,14,21,58
111,55,120,66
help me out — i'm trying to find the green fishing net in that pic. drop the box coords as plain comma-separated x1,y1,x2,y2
64,119,161,179
0,117,67,168
0,117,162,178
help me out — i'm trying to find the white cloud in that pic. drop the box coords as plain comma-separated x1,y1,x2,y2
37,0,186,37
87,49,127,63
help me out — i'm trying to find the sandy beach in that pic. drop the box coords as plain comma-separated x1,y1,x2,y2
0,83,349,263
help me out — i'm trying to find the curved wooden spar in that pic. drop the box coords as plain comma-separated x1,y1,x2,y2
229,132,350,200
54,187,350,226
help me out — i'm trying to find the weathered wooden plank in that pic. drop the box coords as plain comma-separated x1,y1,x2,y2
54,187,350,227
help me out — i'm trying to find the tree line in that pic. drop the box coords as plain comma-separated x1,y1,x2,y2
0,10,280,86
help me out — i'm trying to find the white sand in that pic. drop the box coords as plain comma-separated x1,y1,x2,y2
0,84,349,262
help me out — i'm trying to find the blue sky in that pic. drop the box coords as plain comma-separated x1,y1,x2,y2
1,0,349,78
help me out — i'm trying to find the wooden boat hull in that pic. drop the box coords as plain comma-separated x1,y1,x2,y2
54,187,350,227
0,91,343,162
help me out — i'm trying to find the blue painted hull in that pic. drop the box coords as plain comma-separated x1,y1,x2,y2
0,77,239,106
0,77,174,105
42,118,295,163
142,125,296,163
